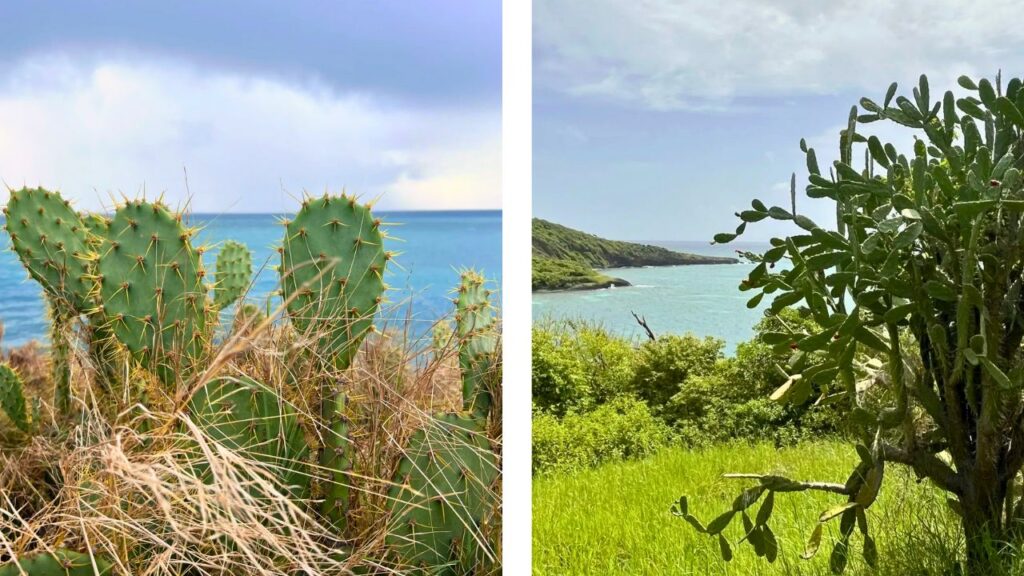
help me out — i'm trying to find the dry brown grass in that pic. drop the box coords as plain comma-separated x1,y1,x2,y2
0,301,502,575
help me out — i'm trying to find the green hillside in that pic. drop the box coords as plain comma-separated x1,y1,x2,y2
532,218,737,291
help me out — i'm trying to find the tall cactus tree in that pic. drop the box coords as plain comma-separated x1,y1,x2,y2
94,199,209,390
3,187,92,414
279,193,389,532
688,72,1024,573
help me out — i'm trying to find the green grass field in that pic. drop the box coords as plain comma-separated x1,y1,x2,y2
533,441,962,575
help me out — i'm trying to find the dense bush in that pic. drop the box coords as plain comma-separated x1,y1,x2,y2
532,320,636,415
532,396,674,474
631,334,722,412
532,311,852,475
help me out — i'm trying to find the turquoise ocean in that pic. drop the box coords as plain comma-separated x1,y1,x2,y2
532,241,772,353
0,210,501,347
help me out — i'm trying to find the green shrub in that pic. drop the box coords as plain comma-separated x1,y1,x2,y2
631,334,722,413
532,396,673,475
532,320,637,415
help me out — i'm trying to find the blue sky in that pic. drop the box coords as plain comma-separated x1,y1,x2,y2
0,1,501,212
534,0,1024,242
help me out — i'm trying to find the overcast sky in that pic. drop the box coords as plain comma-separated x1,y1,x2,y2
534,0,1024,242
0,1,501,213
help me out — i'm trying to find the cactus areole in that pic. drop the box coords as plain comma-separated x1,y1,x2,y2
686,73,1024,573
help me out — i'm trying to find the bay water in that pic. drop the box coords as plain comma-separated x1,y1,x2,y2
0,210,501,347
532,241,771,353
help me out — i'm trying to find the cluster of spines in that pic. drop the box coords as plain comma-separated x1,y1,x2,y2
93,199,209,387
213,240,252,311
455,270,498,419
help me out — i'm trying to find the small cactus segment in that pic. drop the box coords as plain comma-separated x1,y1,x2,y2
213,240,252,311
95,200,208,386
0,549,113,575
386,413,499,574
3,187,93,312
319,386,354,531
455,271,498,418
188,375,310,499
279,194,387,369
0,363,30,433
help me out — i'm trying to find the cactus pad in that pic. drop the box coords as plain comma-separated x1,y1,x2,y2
455,271,498,418
279,194,387,369
187,375,310,499
386,413,499,573
4,187,93,312
95,200,208,384
0,549,113,576
0,363,30,433
213,240,252,311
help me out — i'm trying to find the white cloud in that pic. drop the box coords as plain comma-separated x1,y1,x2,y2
536,0,1024,110
0,54,500,212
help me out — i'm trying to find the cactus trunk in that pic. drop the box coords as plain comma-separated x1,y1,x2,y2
48,297,74,415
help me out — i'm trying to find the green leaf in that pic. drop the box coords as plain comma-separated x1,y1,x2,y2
819,502,859,523
746,292,765,309
706,510,735,535
762,526,778,563
756,491,775,526
768,206,793,220
802,523,823,559
958,75,978,90
979,358,1013,389
863,535,878,568
995,96,1024,129
830,539,849,574
714,232,737,244
740,210,768,222
893,222,923,248
883,303,915,324
979,78,996,107
925,281,957,301
794,214,817,231
718,534,733,562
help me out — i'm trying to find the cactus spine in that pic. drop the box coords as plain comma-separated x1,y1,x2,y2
94,200,209,388
213,240,251,311
0,550,112,575
0,363,30,433
279,193,388,531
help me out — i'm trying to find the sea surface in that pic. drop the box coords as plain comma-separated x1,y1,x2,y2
532,241,772,354
0,211,501,347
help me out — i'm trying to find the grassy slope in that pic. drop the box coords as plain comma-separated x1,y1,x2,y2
532,218,737,268
532,256,621,291
533,442,958,576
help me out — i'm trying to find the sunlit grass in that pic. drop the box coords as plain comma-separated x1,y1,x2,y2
533,441,960,576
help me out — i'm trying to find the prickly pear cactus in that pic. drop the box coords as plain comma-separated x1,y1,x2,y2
279,194,388,368
0,549,113,575
279,193,388,530
95,200,209,386
213,240,251,311
386,413,499,574
0,363,30,433
187,375,310,499
455,271,497,418
3,187,92,312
